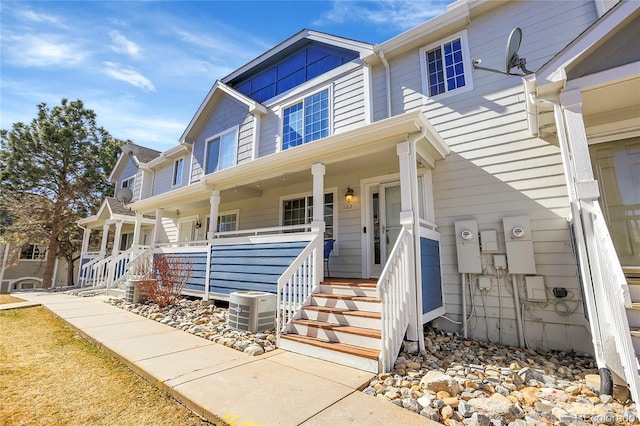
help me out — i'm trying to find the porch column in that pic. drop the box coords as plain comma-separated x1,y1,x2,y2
153,208,163,246
81,226,91,256
207,191,221,239
311,163,326,233
397,141,420,343
99,223,110,256
132,213,142,248
560,89,600,202
111,221,123,256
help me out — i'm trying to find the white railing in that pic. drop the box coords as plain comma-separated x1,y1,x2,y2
213,223,312,238
88,245,149,289
583,201,640,404
114,246,153,284
78,254,104,287
276,233,323,338
377,227,414,373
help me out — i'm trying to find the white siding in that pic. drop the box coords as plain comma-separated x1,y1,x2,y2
379,0,598,352
258,66,367,156
190,96,255,183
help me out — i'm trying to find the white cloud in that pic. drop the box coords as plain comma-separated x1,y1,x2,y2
315,0,448,32
109,30,142,58
104,62,155,92
3,34,87,67
13,7,66,28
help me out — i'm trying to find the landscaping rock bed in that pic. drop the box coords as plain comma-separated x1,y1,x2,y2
103,295,638,424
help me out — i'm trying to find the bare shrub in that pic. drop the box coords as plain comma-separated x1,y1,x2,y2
138,255,193,308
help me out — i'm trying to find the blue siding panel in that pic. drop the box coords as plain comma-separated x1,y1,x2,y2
420,237,443,315
155,252,207,293
209,241,308,295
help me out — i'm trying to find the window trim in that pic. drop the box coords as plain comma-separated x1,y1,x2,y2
205,210,240,234
280,86,332,152
121,175,135,190
279,187,337,253
203,126,239,175
172,156,184,187
419,30,473,100
19,244,47,261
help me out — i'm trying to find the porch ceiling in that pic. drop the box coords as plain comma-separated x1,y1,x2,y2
129,110,449,214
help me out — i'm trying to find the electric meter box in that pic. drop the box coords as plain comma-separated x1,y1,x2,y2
454,220,482,273
502,216,536,274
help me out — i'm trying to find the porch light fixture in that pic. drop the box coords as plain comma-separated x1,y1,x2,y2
345,187,354,203
195,219,202,229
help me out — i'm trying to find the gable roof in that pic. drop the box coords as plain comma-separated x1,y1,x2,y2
179,81,267,144
535,0,639,94
108,143,162,183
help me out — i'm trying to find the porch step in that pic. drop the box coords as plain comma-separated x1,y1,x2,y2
319,280,377,297
280,278,383,373
311,293,381,313
278,334,379,373
302,305,381,330
628,279,640,303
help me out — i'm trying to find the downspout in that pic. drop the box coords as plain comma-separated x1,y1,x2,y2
375,47,392,118
526,78,612,395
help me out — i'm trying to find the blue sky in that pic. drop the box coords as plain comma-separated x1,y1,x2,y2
1,1,452,152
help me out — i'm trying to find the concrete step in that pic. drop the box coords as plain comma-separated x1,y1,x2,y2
290,319,381,350
302,305,381,330
278,334,379,373
311,293,381,313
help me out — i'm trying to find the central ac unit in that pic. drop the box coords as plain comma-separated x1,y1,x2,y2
228,291,277,333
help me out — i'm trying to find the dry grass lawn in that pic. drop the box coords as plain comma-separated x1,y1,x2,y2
0,294,25,304
0,307,224,426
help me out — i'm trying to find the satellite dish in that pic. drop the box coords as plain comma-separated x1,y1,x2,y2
472,27,534,76
121,143,139,157
116,187,133,203
505,28,523,74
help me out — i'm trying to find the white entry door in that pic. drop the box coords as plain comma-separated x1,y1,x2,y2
369,182,401,278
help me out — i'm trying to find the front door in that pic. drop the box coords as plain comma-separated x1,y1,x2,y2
590,138,640,272
369,182,401,278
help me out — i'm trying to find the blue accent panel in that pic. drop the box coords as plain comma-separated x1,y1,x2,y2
231,41,358,103
155,252,207,293
420,237,443,315
209,241,308,295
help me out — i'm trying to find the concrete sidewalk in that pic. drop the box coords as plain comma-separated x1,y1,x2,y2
10,291,435,425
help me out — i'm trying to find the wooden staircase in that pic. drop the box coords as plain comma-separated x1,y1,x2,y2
278,279,382,373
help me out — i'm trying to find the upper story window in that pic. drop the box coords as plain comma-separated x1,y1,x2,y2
205,127,238,174
121,175,135,189
420,30,473,99
20,244,46,260
283,89,329,150
232,41,358,103
172,157,184,186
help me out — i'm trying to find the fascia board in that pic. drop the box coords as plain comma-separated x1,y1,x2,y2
128,181,211,213
146,144,192,169
107,154,127,183
536,1,640,92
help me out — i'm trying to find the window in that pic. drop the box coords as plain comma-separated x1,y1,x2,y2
232,42,358,103
20,244,46,260
173,157,184,186
420,31,472,98
205,127,238,174
282,192,334,241
283,89,329,150
205,211,239,234
121,176,135,189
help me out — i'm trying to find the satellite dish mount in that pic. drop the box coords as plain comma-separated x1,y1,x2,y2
121,142,139,157
472,28,534,76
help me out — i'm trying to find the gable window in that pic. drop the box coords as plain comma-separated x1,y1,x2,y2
282,192,334,241
283,89,329,150
173,157,184,186
121,176,135,189
205,127,238,175
420,30,472,98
